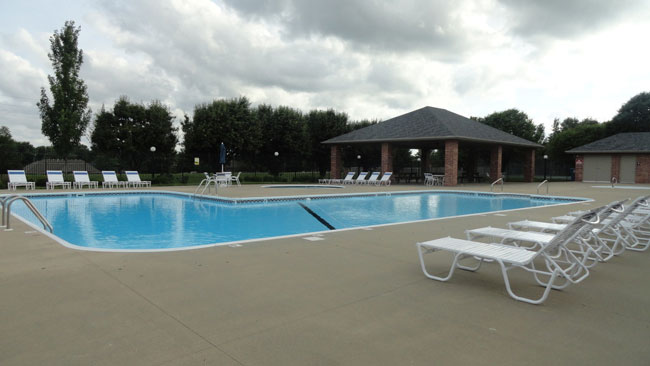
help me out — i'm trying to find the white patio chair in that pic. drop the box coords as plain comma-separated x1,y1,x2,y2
330,172,355,184
101,171,127,188
361,172,380,185
417,210,599,304
7,170,35,190
125,171,151,188
353,171,369,184
424,173,434,186
73,171,99,189
376,172,392,186
230,172,241,186
46,170,71,190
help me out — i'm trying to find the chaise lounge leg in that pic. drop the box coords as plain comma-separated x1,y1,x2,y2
499,261,559,305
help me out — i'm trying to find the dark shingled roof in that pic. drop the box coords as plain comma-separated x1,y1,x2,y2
566,132,650,153
322,106,542,148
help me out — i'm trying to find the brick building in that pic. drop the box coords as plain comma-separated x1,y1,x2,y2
322,106,542,186
567,132,650,183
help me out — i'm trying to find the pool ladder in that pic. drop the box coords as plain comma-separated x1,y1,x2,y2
1,194,53,232
194,173,218,196
490,177,504,192
536,180,549,195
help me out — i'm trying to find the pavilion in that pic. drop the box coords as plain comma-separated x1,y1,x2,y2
322,106,542,186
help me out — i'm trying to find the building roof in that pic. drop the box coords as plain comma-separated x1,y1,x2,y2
566,132,650,154
322,106,542,148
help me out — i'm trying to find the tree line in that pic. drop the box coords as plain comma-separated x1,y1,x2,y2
4,21,650,180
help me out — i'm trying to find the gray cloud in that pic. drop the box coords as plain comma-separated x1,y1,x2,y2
1,0,649,147
222,0,474,59
499,0,649,39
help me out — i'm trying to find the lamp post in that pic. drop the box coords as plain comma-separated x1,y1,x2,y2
543,154,548,181
357,155,361,175
274,151,279,179
150,146,156,182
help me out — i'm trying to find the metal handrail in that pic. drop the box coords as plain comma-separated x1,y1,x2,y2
193,173,218,196
536,180,549,195
491,177,504,192
3,196,53,232
611,176,617,188
1,194,21,227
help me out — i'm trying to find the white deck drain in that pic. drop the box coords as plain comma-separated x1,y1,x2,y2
303,236,325,241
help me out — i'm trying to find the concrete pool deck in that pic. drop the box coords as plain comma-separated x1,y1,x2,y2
1,182,649,365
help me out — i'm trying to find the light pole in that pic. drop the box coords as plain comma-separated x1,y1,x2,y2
543,154,548,181
357,155,361,175
150,146,156,182
274,151,279,179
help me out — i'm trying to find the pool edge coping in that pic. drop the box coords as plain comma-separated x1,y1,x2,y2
3,189,593,253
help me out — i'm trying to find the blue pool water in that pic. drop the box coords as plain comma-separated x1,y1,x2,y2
9,191,584,251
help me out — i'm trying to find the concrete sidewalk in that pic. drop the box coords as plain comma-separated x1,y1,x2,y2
1,182,649,365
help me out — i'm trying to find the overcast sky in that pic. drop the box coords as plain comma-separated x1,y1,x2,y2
1,0,649,147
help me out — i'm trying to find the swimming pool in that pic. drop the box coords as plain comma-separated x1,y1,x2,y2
8,191,586,251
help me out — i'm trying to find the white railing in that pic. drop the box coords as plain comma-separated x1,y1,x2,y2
491,177,504,192
536,180,549,195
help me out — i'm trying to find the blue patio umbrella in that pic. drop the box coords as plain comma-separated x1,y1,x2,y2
219,142,226,172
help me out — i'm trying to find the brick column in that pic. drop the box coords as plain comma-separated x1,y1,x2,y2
635,155,650,183
490,145,502,182
444,140,458,186
611,154,621,182
420,149,431,173
523,149,535,182
330,145,342,179
381,143,393,173
575,155,584,182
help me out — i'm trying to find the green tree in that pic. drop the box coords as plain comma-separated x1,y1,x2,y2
257,105,308,175
0,126,22,173
37,21,91,160
546,120,607,160
606,91,650,134
306,109,349,176
91,97,177,172
476,109,545,144
183,97,260,171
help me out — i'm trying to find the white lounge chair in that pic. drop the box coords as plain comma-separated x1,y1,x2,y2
353,171,369,184
73,171,98,189
376,172,392,186
361,172,380,185
417,211,598,304
467,200,627,263
125,171,151,188
7,170,35,190
330,172,355,185
46,170,71,190
101,171,126,188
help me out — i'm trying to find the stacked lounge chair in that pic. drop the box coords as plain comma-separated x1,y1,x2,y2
417,210,598,304
417,195,650,305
